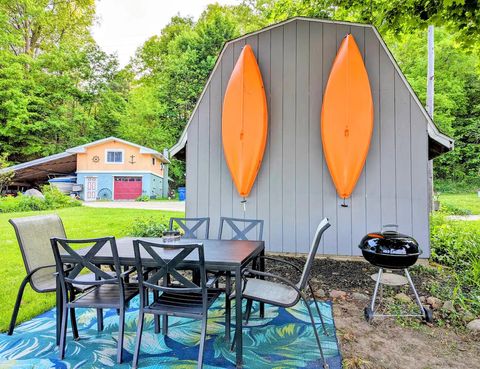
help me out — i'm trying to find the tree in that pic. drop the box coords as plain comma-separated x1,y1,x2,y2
0,153,14,194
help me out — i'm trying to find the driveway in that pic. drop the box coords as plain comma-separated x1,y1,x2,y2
82,201,185,212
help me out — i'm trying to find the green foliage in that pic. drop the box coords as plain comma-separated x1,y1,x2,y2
135,194,150,202
0,185,80,213
430,214,480,315
0,153,13,193
127,217,169,237
42,185,82,209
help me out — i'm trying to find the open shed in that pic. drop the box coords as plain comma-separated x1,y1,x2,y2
170,17,453,257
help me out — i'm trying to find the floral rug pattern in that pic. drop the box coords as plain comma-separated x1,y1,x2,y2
0,296,342,368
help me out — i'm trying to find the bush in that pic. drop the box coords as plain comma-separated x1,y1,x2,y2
127,217,169,237
42,185,81,209
430,214,480,315
434,178,480,194
0,185,81,213
135,194,150,202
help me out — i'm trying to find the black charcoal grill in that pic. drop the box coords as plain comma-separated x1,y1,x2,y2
359,224,433,323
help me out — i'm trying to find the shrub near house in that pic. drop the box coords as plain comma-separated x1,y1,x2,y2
0,186,81,213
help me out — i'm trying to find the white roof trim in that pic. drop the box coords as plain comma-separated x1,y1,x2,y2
66,136,170,163
170,17,453,156
0,151,75,174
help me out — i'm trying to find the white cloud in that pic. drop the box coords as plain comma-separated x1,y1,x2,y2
92,0,241,66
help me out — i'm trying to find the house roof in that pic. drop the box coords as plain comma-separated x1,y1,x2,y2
1,137,170,184
66,136,170,163
169,16,454,159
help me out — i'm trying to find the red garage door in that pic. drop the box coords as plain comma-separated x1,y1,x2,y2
114,177,142,200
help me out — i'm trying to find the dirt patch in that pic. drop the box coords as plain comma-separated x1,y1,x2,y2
335,299,479,369
263,256,480,369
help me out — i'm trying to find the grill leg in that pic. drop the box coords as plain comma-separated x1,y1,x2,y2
404,269,424,316
370,268,383,312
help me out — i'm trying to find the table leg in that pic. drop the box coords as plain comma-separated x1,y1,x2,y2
225,271,231,342
235,265,243,368
259,249,265,318
56,273,62,346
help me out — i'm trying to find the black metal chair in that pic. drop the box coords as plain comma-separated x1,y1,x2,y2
51,236,138,364
218,217,264,241
132,240,221,369
216,217,264,339
231,218,331,369
8,214,98,337
169,217,210,239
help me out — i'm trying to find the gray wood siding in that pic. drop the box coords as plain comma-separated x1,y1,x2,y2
185,19,430,256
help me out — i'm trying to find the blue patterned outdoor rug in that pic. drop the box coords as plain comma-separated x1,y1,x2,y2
0,296,342,369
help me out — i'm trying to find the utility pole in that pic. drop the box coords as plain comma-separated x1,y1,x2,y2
427,25,434,211
162,148,169,198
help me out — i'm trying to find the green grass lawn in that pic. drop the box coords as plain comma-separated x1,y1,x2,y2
0,206,184,332
440,193,480,215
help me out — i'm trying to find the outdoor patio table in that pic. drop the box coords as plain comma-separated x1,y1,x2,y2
57,237,265,368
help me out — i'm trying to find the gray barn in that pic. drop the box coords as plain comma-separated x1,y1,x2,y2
170,17,453,257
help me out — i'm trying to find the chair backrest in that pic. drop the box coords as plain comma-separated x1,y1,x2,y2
169,217,210,239
51,237,121,292
218,217,264,241
133,240,206,296
298,218,330,290
9,214,67,292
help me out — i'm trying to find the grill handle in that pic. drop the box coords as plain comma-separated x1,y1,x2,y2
381,224,399,232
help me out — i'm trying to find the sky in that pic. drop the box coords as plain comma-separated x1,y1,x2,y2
92,0,241,66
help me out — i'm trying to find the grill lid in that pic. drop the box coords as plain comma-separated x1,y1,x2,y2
358,224,421,256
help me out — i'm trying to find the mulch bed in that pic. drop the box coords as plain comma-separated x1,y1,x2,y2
265,255,437,297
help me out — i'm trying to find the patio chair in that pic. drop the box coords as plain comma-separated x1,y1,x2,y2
169,217,210,239
217,216,264,241
132,240,221,369
231,218,331,369
8,214,97,337
51,236,138,364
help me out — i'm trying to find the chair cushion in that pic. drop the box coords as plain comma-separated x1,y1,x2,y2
231,278,299,307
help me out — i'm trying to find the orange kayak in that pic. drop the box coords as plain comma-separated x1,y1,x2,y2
222,44,268,198
321,34,373,200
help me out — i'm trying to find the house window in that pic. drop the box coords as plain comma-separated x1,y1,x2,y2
152,158,156,165
106,150,124,163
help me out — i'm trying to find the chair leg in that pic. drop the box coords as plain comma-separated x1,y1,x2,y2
70,308,79,341
245,299,253,324
162,315,168,335
97,309,104,332
117,308,126,364
308,283,328,336
197,314,208,369
132,311,145,369
301,294,328,369
225,272,231,341
153,290,160,334
59,306,69,359
8,276,29,335
69,289,79,340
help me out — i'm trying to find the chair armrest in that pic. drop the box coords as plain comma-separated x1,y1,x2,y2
242,268,302,294
27,264,58,278
257,256,303,274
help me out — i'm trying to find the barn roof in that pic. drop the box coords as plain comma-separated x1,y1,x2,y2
170,16,454,159
1,137,170,184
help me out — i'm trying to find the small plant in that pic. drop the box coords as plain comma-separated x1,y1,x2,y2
127,217,169,237
135,194,150,202
0,185,80,213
